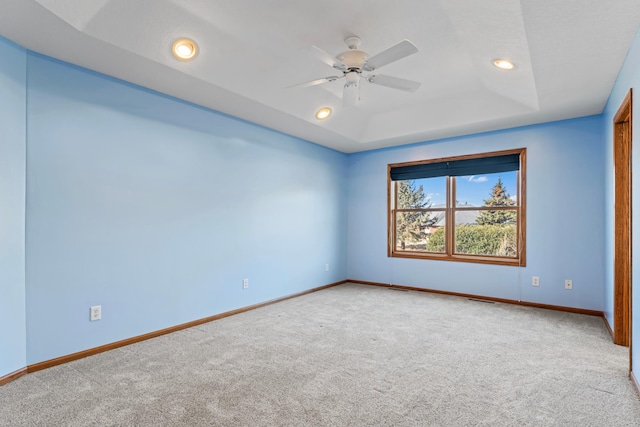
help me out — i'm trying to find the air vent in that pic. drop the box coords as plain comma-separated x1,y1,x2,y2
468,298,495,304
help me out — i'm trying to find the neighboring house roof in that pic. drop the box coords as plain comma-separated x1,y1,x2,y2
428,203,479,227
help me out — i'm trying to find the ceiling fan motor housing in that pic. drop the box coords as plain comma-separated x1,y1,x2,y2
336,49,368,69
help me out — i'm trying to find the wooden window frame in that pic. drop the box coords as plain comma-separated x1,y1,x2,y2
388,148,526,267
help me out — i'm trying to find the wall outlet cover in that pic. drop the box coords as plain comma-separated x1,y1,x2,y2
90,305,101,321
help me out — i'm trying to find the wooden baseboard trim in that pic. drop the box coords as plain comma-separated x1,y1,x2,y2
0,367,27,386
603,315,615,341
348,280,604,317
27,280,348,374
631,371,640,399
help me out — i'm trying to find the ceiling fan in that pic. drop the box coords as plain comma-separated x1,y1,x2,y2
290,36,421,107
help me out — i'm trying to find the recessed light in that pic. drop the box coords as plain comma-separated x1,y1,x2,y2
315,107,332,120
493,59,514,70
172,38,198,60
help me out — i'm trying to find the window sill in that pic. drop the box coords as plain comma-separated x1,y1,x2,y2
390,251,525,267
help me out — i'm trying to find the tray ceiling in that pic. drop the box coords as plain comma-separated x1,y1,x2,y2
1,0,639,152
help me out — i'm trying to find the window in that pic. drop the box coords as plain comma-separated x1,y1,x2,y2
388,148,526,266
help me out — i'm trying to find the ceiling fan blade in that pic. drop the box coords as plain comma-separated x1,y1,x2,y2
362,40,418,72
366,74,421,92
311,46,347,71
286,76,341,89
343,83,359,108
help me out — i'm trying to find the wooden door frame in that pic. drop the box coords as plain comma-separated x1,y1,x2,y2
613,89,632,357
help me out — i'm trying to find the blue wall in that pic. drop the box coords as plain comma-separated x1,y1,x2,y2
0,37,27,377
347,116,605,310
603,25,640,375
24,53,347,364
0,29,634,373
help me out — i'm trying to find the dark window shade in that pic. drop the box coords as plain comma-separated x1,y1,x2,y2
390,153,520,181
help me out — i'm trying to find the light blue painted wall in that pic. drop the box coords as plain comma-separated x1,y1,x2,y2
0,37,27,377
25,53,347,364
347,116,605,311
2,26,632,372
603,25,640,374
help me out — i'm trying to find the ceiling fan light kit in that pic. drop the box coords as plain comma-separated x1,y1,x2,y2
344,71,359,86
292,35,421,108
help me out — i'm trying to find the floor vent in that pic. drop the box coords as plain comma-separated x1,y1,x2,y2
388,287,409,292
468,298,495,304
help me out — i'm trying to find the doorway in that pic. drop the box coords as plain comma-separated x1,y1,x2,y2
613,89,632,356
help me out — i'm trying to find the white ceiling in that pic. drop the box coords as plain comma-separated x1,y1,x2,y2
1,0,639,153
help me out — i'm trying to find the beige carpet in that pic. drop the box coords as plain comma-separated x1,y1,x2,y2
1,283,639,426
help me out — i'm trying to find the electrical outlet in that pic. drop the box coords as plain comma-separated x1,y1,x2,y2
243,278,249,289
90,305,101,321
325,264,329,272
532,276,540,287
565,279,573,290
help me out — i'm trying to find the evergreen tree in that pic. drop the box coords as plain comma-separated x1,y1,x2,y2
475,178,517,225
396,180,434,250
